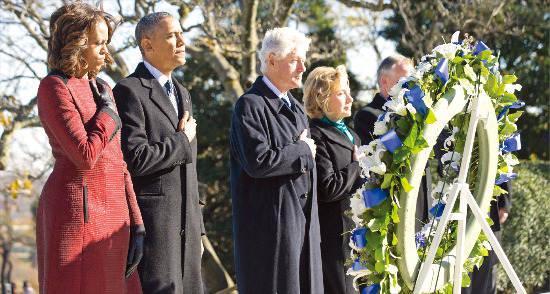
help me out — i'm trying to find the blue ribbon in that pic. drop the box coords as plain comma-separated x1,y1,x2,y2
495,172,517,185
353,228,368,248
474,41,491,56
429,203,446,218
404,86,428,116
380,129,402,153
434,58,449,84
353,258,368,271
378,111,387,122
362,284,381,294
497,102,525,121
363,188,389,208
500,133,521,153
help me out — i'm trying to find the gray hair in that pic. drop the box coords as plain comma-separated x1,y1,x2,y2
135,12,174,55
376,54,412,90
258,27,312,74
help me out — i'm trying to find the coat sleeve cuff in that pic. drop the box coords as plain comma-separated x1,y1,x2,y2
98,106,121,142
130,224,146,237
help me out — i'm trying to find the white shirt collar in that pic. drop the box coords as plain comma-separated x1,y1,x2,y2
262,76,287,99
144,60,170,87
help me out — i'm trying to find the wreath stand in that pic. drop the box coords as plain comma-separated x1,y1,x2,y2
412,90,526,294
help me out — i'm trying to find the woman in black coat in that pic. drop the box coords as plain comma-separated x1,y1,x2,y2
303,65,365,293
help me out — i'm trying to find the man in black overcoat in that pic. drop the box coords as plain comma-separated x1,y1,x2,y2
353,54,430,232
113,13,204,293
229,27,323,294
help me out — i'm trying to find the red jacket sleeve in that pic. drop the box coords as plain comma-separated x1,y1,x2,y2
38,76,120,170
124,160,145,228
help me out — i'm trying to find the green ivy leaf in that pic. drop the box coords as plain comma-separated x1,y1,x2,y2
396,119,411,134
404,122,418,148
484,74,497,93
375,247,384,262
478,50,491,60
452,56,464,63
411,135,429,153
461,272,471,287
501,123,518,135
508,111,523,123
426,108,437,124
493,185,508,196
502,75,518,84
501,92,517,103
391,203,400,223
400,177,413,192
392,232,398,245
393,146,410,164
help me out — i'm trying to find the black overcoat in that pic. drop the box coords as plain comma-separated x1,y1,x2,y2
113,63,204,294
354,93,430,232
309,118,364,294
229,77,323,294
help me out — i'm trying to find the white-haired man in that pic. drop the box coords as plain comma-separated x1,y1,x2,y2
229,27,323,293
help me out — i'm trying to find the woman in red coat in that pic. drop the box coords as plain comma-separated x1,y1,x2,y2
36,3,144,293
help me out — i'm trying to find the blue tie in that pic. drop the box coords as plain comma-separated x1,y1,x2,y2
281,95,291,109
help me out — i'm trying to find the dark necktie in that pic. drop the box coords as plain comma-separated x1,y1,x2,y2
164,80,179,114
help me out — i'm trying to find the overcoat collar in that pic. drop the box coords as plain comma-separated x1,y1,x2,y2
134,62,180,128
252,76,305,116
310,118,360,150
371,92,388,111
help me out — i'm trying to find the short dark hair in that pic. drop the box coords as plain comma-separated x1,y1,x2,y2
135,12,174,55
47,2,119,78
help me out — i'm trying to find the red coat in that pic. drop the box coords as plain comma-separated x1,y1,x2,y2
36,71,143,294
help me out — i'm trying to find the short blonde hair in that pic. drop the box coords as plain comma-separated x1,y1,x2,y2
303,65,348,119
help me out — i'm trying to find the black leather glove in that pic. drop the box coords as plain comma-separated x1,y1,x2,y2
125,225,145,278
89,80,116,111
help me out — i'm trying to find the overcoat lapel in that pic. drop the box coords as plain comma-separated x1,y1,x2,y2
135,63,179,128
313,119,358,150
255,79,299,125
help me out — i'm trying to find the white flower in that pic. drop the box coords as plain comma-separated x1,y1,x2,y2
504,84,522,94
357,141,387,178
373,120,388,135
451,31,461,43
384,95,407,117
501,152,519,171
432,43,463,59
346,267,371,291
441,151,462,172
411,61,433,81
386,264,399,275
483,241,492,251
405,103,417,114
350,191,367,226
444,126,459,149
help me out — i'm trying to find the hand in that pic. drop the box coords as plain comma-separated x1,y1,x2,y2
125,227,145,278
299,129,316,159
499,208,509,223
353,145,358,162
89,80,115,110
177,111,197,142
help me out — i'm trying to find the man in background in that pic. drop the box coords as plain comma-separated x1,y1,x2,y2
353,54,430,232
